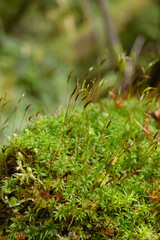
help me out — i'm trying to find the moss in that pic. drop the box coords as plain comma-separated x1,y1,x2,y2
0,97,160,239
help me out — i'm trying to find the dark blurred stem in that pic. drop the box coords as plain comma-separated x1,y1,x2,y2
98,0,122,60
121,35,145,95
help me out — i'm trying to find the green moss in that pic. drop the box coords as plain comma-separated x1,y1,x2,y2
0,98,160,239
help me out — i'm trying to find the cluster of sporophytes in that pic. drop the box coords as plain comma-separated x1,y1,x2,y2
0,76,160,240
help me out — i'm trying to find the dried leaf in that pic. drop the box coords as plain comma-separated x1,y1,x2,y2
148,109,160,122
109,90,125,108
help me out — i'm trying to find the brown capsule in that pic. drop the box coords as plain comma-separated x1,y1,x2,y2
84,100,93,109
25,104,32,112
66,126,74,135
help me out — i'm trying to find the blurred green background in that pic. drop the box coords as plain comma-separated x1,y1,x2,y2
0,0,160,142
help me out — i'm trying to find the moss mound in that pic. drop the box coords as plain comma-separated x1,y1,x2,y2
0,98,160,239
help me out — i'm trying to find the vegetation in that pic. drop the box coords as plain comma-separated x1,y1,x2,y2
0,1,160,239
0,81,160,239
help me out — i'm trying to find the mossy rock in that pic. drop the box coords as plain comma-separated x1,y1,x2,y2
0,98,160,239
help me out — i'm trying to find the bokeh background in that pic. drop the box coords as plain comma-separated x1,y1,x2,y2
0,0,160,142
